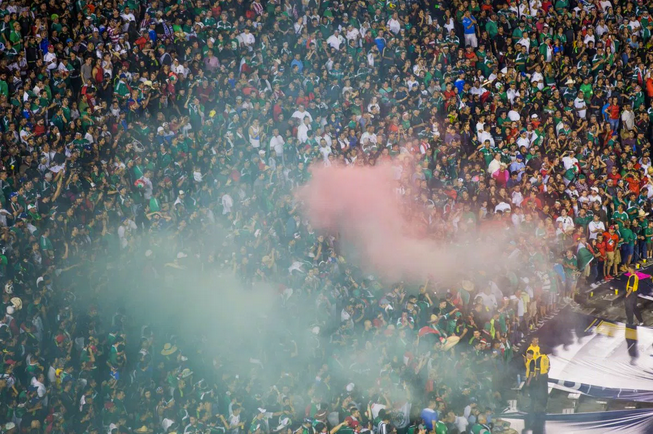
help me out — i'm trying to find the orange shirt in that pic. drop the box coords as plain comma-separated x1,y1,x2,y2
603,232,619,252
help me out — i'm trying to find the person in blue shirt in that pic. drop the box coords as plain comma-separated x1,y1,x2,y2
374,33,387,52
509,155,526,181
462,11,478,48
420,396,439,430
291,54,304,74
454,74,466,94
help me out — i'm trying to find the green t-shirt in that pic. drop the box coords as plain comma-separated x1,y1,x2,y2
575,215,592,229
645,227,653,241
613,211,628,224
621,227,635,246
471,423,490,434
563,256,578,275
486,20,498,38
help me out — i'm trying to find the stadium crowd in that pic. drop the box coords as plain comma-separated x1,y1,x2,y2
0,0,652,431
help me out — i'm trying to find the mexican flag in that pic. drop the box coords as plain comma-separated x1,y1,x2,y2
577,244,594,270
391,401,411,429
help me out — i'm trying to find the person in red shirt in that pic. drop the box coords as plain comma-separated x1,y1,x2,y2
481,0,494,12
607,166,622,183
595,233,608,279
464,46,478,62
522,191,543,210
624,174,641,195
603,226,620,279
442,83,457,110
605,97,620,132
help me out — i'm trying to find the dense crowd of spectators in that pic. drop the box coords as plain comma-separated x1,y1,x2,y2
0,0,653,432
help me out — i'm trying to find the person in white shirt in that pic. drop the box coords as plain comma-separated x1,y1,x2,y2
512,187,524,207
596,19,609,36
326,30,343,50
588,187,602,204
120,7,136,31
318,140,332,162
621,104,635,130
477,128,495,147
454,413,469,433
444,16,455,33
360,127,378,148
222,404,244,434
526,128,539,146
487,153,502,175
84,127,95,144
367,97,381,114
470,83,487,97
562,152,579,172
565,184,579,199
556,209,574,233
19,126,33,144
269,129,285,156
588,215,605,240
517,36,530,52
387,12,401,34
345,25,360,42
221,193,233,214
476,286,498,311
44,45,58,70
628,18,641,35
511,208,524,226
118,218,138,248
360,124,377,142
31,374,47,407
516,131,530,149
291,105,313,122
508,109,521,122
239,28,255,48
171,58,187,77
506,86,520,104
495,201,511,213
574,92,587,119
319,132,332,148
530,0,542,12
406,76,419,91
297,117,311,143
531,67,544,90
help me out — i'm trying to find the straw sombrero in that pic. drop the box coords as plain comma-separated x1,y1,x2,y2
161,343,177,356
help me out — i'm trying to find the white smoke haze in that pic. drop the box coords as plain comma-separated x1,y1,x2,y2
65,161,534,432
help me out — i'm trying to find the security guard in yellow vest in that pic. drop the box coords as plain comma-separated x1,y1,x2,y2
525,349,550,413
525,350,549,381
523,337,541,366
625,265,644,326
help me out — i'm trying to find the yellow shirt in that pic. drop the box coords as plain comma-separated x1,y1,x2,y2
524,344,541,366
526,354,550,377
537,354,550,375
626,274,639,293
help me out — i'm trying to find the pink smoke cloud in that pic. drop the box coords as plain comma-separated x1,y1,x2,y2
297,164,505,283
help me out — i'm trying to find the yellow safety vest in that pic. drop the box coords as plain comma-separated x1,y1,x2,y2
627,274,639,293
524,344,541,366
526,354,550,377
